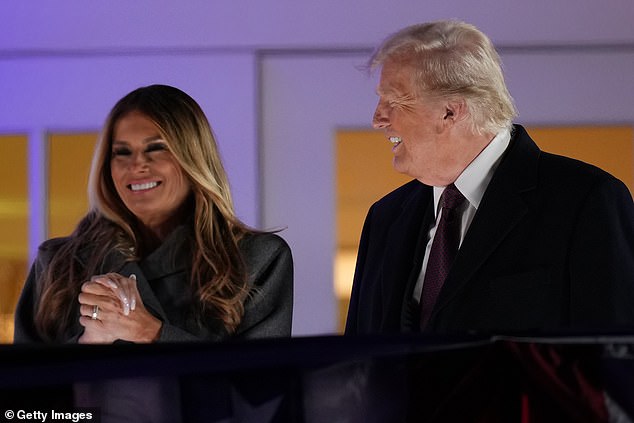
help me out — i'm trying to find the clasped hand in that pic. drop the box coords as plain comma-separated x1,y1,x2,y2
78,273,161,344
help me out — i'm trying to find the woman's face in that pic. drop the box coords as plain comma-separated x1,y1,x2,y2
110,111,191,234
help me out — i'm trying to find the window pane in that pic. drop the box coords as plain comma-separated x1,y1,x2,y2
335,130,410,332
529,126,634,194
48,133,98,238
0,135,28,343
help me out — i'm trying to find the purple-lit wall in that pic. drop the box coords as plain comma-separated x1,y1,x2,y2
2,1,634,336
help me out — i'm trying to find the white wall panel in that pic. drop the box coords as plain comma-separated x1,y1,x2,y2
1,1,633,49
261,53,377,335
502,49,634,124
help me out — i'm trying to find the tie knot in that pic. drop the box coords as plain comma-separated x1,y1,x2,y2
440,184,465,210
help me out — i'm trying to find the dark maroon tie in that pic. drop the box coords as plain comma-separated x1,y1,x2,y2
420,184,466,329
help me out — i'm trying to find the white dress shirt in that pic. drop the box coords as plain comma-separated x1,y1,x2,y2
412,128,512,303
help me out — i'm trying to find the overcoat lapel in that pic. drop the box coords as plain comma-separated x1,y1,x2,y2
81,226,193,323
122,225,192,322
377,182,433,330
431,127,540,319
93,249,169,322
399,194,435,330
118,261,168,321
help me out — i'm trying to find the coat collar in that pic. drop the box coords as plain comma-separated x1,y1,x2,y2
75,223,193,322
431,125,541,321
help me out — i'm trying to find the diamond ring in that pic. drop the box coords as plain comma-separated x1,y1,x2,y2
91,305,99,320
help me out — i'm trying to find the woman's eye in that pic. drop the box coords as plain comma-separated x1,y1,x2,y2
112,148,131,157
146,143,168,153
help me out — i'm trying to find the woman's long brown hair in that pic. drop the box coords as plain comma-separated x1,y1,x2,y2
35,85,254,341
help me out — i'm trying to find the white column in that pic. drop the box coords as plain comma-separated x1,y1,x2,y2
28,129,47,265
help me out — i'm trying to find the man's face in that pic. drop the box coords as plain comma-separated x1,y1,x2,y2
372,59,457,186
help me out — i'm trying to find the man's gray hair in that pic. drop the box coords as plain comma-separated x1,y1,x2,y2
370,20,517,135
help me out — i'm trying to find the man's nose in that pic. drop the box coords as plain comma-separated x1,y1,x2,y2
372,102,389,129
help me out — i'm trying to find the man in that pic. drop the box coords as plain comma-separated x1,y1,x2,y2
345,20,634,335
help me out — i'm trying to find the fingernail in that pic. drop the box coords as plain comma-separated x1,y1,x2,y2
107,279,118,289
124,302,130,316
130,274,137,280
131,298,137,311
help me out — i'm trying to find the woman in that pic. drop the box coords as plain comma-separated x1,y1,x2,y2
14,84,293,344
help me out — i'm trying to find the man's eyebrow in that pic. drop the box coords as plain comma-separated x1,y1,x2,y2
376,88,398,97
377,90,416,104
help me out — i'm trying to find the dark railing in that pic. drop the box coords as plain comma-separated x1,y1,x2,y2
2,334,634,422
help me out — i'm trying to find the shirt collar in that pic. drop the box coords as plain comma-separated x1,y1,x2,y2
432,127,511,216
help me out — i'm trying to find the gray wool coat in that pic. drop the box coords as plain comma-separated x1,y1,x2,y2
14,225,293,343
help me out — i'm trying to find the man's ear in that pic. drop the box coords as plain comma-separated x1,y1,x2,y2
443,99,467,122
